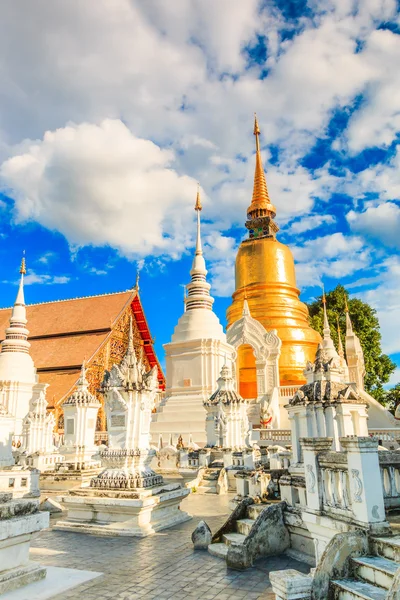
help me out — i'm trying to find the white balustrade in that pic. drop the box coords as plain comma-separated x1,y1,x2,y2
278,386,299,398
379,456,400,509
259,429,291,443
369,429,400,449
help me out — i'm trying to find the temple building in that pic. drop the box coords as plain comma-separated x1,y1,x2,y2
0,284,164,436
226,116,321,396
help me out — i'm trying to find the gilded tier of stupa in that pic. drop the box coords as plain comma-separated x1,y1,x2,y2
226,117,321,396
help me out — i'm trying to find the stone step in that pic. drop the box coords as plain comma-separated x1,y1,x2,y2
196,486,218,494
371,536,400,563
236,518,254,536
200,480,217,488
208,543,229,559
331,579,387,600
247,504,267,520
352,556,397,590
222,532,246,546
152,410,206,422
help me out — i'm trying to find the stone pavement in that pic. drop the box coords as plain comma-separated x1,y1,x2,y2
30,493,310,600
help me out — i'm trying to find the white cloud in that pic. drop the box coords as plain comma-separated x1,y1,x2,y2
0,119,199,258
292,233,369,287
347,202,400,249
358,256,400,355
21,272,69,286
287,214,336,235
38,251,57,264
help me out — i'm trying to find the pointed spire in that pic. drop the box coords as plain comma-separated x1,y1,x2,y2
194,186,203,257
320,287,339,360
336,315,344,359
185,186,214,312
344,295,353,333
135,270,140,291
242,298,251,317
1,255,31,356
77,360,89,391
246,114,277,222
195,183,202,211
322,286,331,340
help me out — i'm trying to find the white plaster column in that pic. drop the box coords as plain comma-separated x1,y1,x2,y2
300,437,333,513
340,437,389,533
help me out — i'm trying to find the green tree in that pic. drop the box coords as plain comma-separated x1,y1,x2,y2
307,284,396,404
385,383,400,414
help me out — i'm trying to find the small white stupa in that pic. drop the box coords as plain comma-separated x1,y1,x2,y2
60,362,101,469
151,188,233,446
204,361,251,450
55,317,191,537
0,257,38,437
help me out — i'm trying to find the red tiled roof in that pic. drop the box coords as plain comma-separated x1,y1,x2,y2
0,290,165,406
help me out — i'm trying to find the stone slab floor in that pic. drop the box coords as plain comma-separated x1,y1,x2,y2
29,493,310,600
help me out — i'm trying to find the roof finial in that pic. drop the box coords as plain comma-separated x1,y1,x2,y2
254,113,261,152
195,183,202,211
336,315,344,358
322,284,331,339
344,294,353,333
77,360,89,389
20,251,26,275
135,269,140,291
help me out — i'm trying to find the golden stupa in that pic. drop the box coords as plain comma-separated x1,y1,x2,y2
226,116,321,397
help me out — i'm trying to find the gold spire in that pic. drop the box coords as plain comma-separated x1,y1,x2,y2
20,252,26,275
195,184,202,211
246,114,276,220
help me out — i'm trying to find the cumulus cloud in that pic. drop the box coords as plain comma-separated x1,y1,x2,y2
292,233,369,288
287,214,336,235
347,202,400,249
4,271,70,286
359,256,400,355
0,119,199,258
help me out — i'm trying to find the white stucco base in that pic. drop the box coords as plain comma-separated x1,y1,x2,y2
55,484,192,537
40,467,102,492
0,497,49,596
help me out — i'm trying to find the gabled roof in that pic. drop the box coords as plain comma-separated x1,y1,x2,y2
0,289,165,408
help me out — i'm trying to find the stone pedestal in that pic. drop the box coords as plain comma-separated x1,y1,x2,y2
0,491,49,595
55,482,190,537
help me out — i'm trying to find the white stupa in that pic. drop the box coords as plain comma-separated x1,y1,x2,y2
0,257,38,437
150,189,234,446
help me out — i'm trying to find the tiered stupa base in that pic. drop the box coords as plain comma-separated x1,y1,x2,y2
150,394,208,447
55,449,191,537
0,492,49,595
55,484,191,537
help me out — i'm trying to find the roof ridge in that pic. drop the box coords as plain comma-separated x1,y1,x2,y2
0,288,135,310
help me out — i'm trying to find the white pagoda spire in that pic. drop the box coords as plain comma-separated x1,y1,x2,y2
0,255,35,383
184,187,214,312
321,287,340,361
1,255,30,356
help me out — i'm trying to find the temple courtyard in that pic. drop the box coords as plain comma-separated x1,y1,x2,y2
7,493,310,600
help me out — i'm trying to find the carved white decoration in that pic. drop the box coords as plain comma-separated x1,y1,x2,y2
306,464,316,493
351,468,363,503
226,300,282,427
227,300,281,363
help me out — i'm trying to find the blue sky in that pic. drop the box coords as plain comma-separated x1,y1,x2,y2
0,0,399,383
